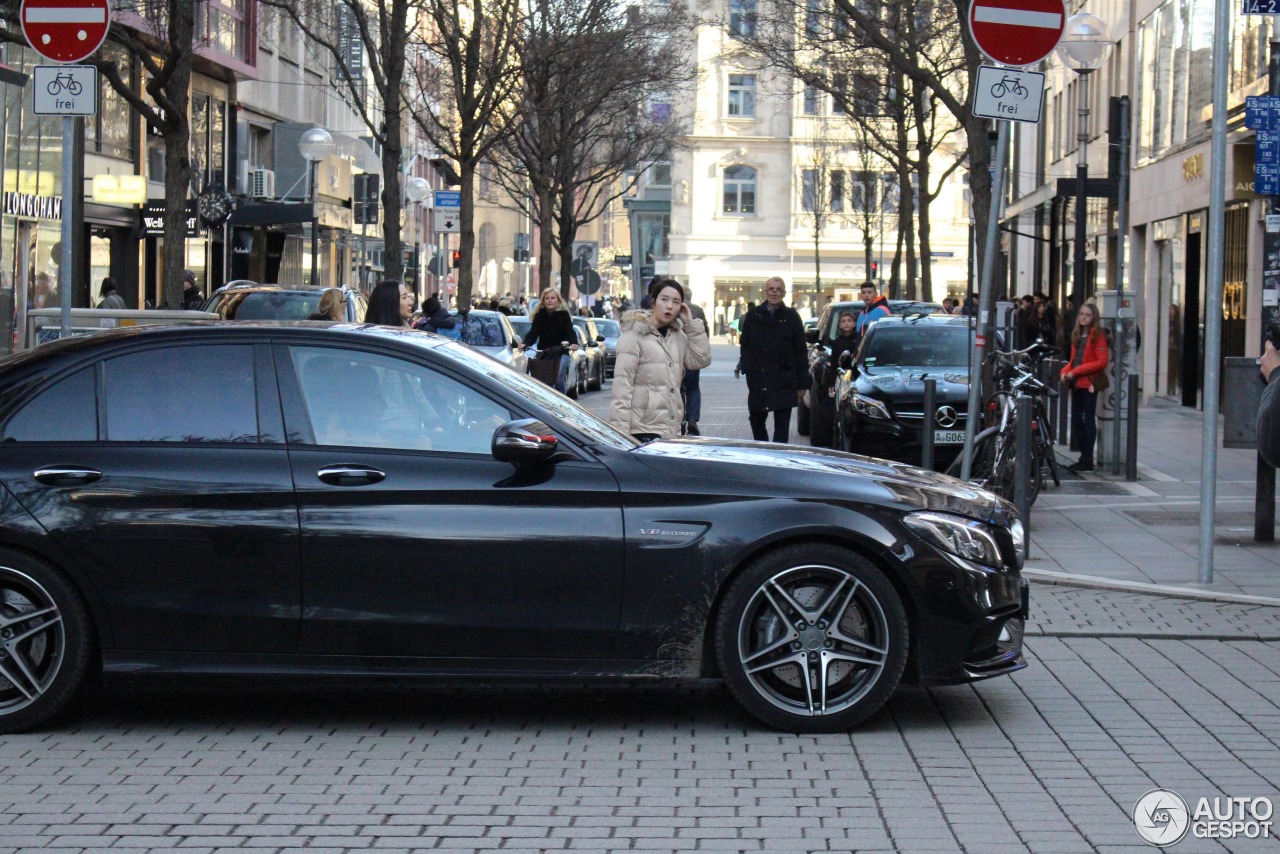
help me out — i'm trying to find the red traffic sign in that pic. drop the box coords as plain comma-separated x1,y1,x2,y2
20,0,110,64
968,0,1065,67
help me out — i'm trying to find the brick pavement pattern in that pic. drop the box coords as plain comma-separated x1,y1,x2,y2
5,342,1280,853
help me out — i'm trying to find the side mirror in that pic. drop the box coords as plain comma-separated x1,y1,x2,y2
805,328,820,344
597,335,606,342
511,336,522,350
492,418,560,464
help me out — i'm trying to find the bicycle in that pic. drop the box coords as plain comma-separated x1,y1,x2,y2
946,340,1060,503
990,75,1028,100
46,73,83,97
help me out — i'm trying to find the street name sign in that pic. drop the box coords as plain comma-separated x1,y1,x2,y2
972,65,1045,123
967,0,1066,67
32,64,96,115
433,190,460,233
1243,0,1280,13
20,0,110,64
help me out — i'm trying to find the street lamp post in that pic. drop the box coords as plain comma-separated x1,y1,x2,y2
298,127,335,288
1057,14,1113,310
405,176,430,302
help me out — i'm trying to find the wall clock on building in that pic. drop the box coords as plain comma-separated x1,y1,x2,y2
197,188,234,227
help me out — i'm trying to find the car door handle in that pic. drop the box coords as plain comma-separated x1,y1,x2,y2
33,467,102,486
316,465,386,486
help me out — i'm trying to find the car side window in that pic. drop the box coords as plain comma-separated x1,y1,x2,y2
289,346,514,455
104,345,258,442
2,366,97,442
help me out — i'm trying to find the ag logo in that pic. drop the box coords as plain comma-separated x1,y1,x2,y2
1134,788,1190,846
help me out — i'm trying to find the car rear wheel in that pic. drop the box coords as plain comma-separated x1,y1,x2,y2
715,545,908,732
0,554,92,734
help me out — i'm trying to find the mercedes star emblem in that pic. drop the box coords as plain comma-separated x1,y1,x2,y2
935,406,959,428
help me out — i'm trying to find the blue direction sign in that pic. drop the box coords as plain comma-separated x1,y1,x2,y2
1259,130,1280,164
433,190,461,209
1246,96,1280,130
1257,162,1280,195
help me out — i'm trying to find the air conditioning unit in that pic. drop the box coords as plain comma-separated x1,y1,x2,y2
249,168,275,199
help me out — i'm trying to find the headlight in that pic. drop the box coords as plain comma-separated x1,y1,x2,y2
852,394,891,420
1009,519,1025,557
904,512,1004,567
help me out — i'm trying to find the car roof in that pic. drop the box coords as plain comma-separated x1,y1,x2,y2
864,314,971,327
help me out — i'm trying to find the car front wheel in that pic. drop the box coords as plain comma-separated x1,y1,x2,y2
715,545,908,732
0,553,92,734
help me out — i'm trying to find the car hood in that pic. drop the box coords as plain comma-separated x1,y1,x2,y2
854,366,970,402
630,437,1013,525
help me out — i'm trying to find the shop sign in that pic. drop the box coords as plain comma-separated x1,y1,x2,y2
3,191,61,219
142,201,198,237
91,173,146,205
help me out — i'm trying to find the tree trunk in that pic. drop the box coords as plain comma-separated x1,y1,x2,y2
381,105,404,283
813,221,821,303
899,161,917,301
536,188,555,296
915,91,935,303
456,163,476,309
160,6,194,310
556,187,575,302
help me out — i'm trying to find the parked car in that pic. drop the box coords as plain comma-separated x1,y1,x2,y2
507,314,585,399
833,315,974,469
592,317,621,376
444,310,528,377
572,318,607,391
0,322,1026,734
801,299,944,447
203,283,368,322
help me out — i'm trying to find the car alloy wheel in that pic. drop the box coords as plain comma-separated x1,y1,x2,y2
716,545,907,731
0,555,91,734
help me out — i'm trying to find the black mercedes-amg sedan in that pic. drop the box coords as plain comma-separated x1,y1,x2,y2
0,323,1027,734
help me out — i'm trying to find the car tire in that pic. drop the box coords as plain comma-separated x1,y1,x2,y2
0,552,93,735
588,360,602,392
809,384,834,448
567,378,579,400
715,544,908,732
796,398,811,436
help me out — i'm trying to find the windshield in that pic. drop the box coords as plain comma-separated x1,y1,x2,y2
594,319,619,337
862,325,970,369
434,340,638,450
448,312,507,347
219,292,318,320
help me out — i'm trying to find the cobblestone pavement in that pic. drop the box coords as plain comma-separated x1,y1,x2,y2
2,579,1278,853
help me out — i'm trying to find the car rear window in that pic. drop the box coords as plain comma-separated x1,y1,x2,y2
222,292,319,320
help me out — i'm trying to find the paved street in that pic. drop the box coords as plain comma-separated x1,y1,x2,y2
3,342,1280,853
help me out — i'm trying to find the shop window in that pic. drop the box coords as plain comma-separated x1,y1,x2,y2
802,84,822,116
86,43,134,161
801,169,817,213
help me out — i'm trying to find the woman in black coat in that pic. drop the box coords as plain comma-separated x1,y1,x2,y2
738,277,807,443
520,288,579,393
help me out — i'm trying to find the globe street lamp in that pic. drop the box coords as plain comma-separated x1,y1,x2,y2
1057,13,1112,309
298,127,335,287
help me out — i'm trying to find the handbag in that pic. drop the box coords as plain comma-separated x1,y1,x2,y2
1091,369,1110,394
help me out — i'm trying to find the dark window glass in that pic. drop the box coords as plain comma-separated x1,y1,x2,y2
2,367,97,442
105,345,257,442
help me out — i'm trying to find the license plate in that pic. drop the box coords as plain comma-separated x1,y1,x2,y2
934,430,965,444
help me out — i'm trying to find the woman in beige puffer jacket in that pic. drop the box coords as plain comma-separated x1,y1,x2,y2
609,279,712,440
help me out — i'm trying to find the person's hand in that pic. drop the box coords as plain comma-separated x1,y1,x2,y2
797,389,806,402
734,367,742,379
1063,369,1073,380
569,344,579,352
678,304,693,325
1263,341,1280,382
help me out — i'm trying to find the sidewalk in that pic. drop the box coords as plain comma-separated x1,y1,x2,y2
586,341,1280,602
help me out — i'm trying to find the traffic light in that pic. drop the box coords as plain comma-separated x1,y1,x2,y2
451,250,461,268
870,262,879,279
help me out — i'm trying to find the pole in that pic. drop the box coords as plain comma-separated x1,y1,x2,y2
1126,373,1140,481
309,161,319,288
59,116,73,336
962,118,1010,480
1198,0,1231,583
921,378,936,470
1111,96,1131,475
1013,394,1033,561
1073,72,1091,310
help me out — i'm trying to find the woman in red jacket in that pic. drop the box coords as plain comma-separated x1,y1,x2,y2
1060,302,1109,473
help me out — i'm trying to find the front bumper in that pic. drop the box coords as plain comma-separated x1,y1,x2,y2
844,410,969,467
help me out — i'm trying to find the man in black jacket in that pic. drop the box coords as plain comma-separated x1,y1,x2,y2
1260,340,1280,467
738,277,807,443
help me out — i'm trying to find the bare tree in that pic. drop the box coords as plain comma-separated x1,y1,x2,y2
258,0,416,282
797,134,853,304
0,1,199,308
490,0,692,299
408,0,524,310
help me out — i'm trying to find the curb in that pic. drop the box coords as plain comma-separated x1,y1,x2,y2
1023,567,1280,607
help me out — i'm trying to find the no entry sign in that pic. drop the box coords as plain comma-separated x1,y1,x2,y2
20,0,110,64
968,0,1066,67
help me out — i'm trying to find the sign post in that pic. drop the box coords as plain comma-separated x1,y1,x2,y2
960,0,1065,481
20,0,111,337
